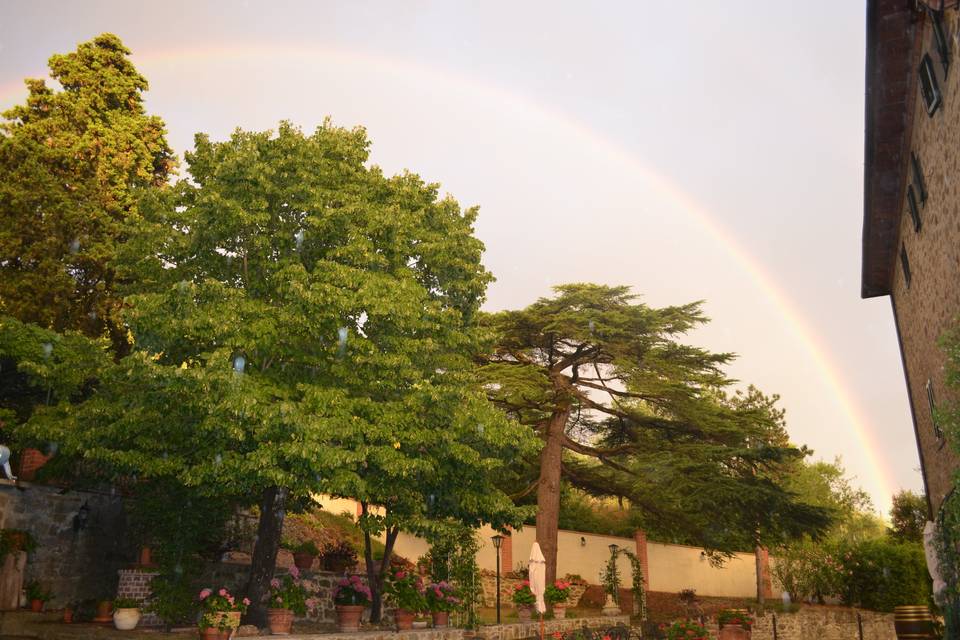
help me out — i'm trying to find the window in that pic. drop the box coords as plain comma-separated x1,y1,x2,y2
911,152,928,205
901,243,912,287
920,54,943,116
932,10,950,75
907,185,922,232
926,379,945,440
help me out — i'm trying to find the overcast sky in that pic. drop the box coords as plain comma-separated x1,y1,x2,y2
0,1,918,514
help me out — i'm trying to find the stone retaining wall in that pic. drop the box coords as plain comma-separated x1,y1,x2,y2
478,573,587,610
466,615,631,640
693,609,896,640
0,480,133,607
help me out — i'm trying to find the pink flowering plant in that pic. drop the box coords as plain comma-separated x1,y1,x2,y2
333,574,372,606
383,567,426,612
661,619,710,640
197,587,249,630
267,566,321,616
544,579,572,605
424,581,460,613
511,580,535,606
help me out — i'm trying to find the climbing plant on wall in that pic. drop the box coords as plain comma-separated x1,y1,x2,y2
601,547,646,621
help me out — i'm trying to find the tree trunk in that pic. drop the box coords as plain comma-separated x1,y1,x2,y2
243,486,288,627
362,503,399,623
754,545,765,613
536,405,571,588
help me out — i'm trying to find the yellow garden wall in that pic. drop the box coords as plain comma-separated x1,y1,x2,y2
313,495,766,599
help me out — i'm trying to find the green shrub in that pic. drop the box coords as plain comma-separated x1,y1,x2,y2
837,538,930,612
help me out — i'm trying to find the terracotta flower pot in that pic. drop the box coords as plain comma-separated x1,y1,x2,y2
94,600,113,622
63,608,73,624
30,599,43,613
292,552,315,570
268,608,294,635
517,606,532,622
336,604,365,632
719,624,750,640
395,608,416,630
138,546,153,566
553,605,567,619
432,611,449,628
200,611,241,640
113,608,141,631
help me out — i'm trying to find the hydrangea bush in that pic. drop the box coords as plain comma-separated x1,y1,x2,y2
425,581,460,612
333,574,372,606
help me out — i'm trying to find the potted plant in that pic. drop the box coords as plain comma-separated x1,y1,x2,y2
62,602,75,623
266,566,320,635
512,580,535,622
25,581,51,612
112,597,142,630
197,587,249,640
662,619,710,640
425,581,459,628
332,574,372,632
717,609,753,640
383,567,425,630
322,540,358,573
545,579,572,619
285,540,320,571
94,598,113,622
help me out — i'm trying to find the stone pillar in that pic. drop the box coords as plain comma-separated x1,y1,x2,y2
633,529,649,590
18,449,51,481
759,547,773,598
117,568,161,627
501,529,513,575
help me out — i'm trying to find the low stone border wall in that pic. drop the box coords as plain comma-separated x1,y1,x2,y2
466,615,631,640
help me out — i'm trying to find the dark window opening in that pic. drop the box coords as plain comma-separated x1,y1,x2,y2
932,10,950,75
907,185,922,232
901,243,912,288
911,152,928,205
920,54,943,116
927,379,944,440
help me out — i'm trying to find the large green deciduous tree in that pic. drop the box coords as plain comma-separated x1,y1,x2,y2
23,121,531,624
481,284,831,584
0,33,174,351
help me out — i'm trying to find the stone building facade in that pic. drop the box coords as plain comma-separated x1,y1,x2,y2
863,0,960,517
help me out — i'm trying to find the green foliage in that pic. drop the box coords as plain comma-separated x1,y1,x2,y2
837,538,930,611
267,573,316,616
383,566,426,612
0,33,174,351
603,547,646,619
662,619,709,640
717,609,753,627
420,525,482,628
481,284,831,562
773,536,930,612
889,490,928,543
113,597,141,609
25,581,52,602
511,581,535,606
771,538,842,603
544,580,572,605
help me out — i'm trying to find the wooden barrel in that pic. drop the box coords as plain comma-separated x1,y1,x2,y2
894,605,935,639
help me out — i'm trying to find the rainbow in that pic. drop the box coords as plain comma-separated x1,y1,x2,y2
0,43,900,508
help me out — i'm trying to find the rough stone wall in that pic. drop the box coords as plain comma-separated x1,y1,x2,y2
203,562,342,626
0,480,133,607
711,609,896,640
891,8,960,515
468,615,630,640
